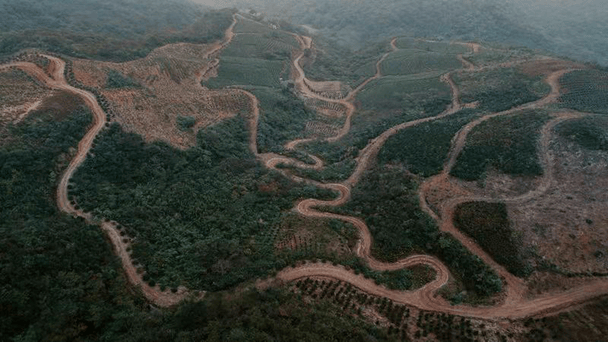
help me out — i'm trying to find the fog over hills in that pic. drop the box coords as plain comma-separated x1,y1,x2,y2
194,0,608,66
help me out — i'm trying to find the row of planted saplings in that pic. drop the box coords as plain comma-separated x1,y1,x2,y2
293,278,412,341
302,79,347,100
415,310,512,342
63,59,117,122
523,316,573,342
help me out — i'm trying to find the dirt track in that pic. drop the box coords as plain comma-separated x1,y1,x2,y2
5,14,608,316
0,15,243,307
254,31,608,320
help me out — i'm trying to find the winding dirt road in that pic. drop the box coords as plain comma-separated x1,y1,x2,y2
5,14,608,317
255,30,608,320
0,15,245,307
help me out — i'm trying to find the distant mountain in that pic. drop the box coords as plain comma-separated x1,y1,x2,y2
193,0,607,66
0,0,231,61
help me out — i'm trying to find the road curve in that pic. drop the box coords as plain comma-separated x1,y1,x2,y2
255,30,608,320
6,13,608,317
0,13,245,307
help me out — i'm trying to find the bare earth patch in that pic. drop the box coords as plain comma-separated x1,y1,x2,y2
455,168,543,200
518,59,586,78
510,133,608,284
0,69,49,127
72,43,250,149
303,78,351,99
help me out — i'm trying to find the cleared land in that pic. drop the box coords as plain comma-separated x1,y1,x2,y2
73,42,251,149
0,68,48,128
4,11,608,330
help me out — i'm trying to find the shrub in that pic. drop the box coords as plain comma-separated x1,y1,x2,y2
176,115,196,131
105,69,141,89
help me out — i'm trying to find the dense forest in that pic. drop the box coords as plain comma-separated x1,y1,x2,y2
454,202,531,277
0,0,234,61
451,112,549,181
0,94,398,341
70,116,336,291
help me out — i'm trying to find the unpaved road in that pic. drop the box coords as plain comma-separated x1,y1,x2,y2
0,14,243,307
287,33,393,150
256,32,608,320
6,14,608,317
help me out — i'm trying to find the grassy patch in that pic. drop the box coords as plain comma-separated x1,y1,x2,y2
0,69,47,108
560,69,608,113
275,213,358,257
233,17,274,34
206,56,288,88
466,48,534,67
451,111,550,180
357,73,451,113
378,109,480,176
454,201,531,277
221,31,298,60
556,116,608,150
393,38,469,55
408,264,438,289
380,49,461,76
29,91,86,121
454,67,549,112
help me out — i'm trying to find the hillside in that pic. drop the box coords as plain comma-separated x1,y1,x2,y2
1,1,608,341
196,0,608,67
0,0,233,61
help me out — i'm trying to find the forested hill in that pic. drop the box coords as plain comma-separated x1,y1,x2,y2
198,0,607,66
0,0,234,61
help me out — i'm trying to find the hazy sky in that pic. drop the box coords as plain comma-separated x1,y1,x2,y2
192,0,607,64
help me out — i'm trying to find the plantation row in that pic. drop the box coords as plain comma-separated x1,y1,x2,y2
380,49,462,76
302,79,347,99
560,69,608,113
293,278,519,341
293,278,413,340
304,97,346,115
393,38,469,55
206,56,287,88
415,310,510,342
